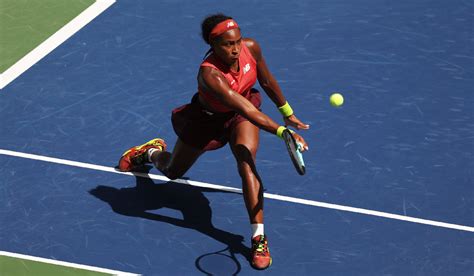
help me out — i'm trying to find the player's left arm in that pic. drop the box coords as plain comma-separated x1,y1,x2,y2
245,38,309,130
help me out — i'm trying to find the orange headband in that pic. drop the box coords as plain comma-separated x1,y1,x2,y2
209,19,239,41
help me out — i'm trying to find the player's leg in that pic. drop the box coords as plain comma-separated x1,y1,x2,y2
118,137,204,180
229,120,271,270
150,138,204,180
230,121,263,223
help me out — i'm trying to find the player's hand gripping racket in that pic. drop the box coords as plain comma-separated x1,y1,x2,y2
282,129,306,175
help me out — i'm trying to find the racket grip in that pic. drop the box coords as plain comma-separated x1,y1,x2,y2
296,143,305,166
296,142,303,152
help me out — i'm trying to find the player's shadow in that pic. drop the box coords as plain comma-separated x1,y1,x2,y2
88,166,251,273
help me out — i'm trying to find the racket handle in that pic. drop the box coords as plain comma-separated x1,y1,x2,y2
296,143,306,166
296,142,303,152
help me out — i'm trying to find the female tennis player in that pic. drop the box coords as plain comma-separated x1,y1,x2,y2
118,14,309,270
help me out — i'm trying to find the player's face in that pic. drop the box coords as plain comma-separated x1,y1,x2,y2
212,29,242,67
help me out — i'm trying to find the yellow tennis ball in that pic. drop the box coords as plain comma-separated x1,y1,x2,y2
330,93,344,107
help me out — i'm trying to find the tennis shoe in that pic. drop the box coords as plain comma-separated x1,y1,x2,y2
251,234,272,270
118,138,166,172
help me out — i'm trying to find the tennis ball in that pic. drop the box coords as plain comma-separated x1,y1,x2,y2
330,93,344,107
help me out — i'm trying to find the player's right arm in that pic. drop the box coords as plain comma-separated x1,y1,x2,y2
198,67,308,151
198,67,279,133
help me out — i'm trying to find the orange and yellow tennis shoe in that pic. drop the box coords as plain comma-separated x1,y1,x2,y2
251,235,272,270
118,138,166,172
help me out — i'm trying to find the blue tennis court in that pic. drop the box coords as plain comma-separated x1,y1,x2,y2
1,0,473,275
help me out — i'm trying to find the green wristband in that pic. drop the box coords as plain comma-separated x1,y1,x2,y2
278,101,294,117
276,126,295,139
276,126,286,139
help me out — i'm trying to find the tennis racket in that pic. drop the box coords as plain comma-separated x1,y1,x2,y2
282,129,306,175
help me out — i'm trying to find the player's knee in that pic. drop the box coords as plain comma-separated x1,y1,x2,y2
157,167,182,180
233,144,257,162
163,168,183,180
237,161,254,178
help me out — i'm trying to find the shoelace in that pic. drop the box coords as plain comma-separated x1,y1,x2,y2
253,236,268,255
132,141,163,157
130,144,159,165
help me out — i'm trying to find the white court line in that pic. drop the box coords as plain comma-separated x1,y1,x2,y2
0,0,116,90
0,148,473,233
0,251,140,276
